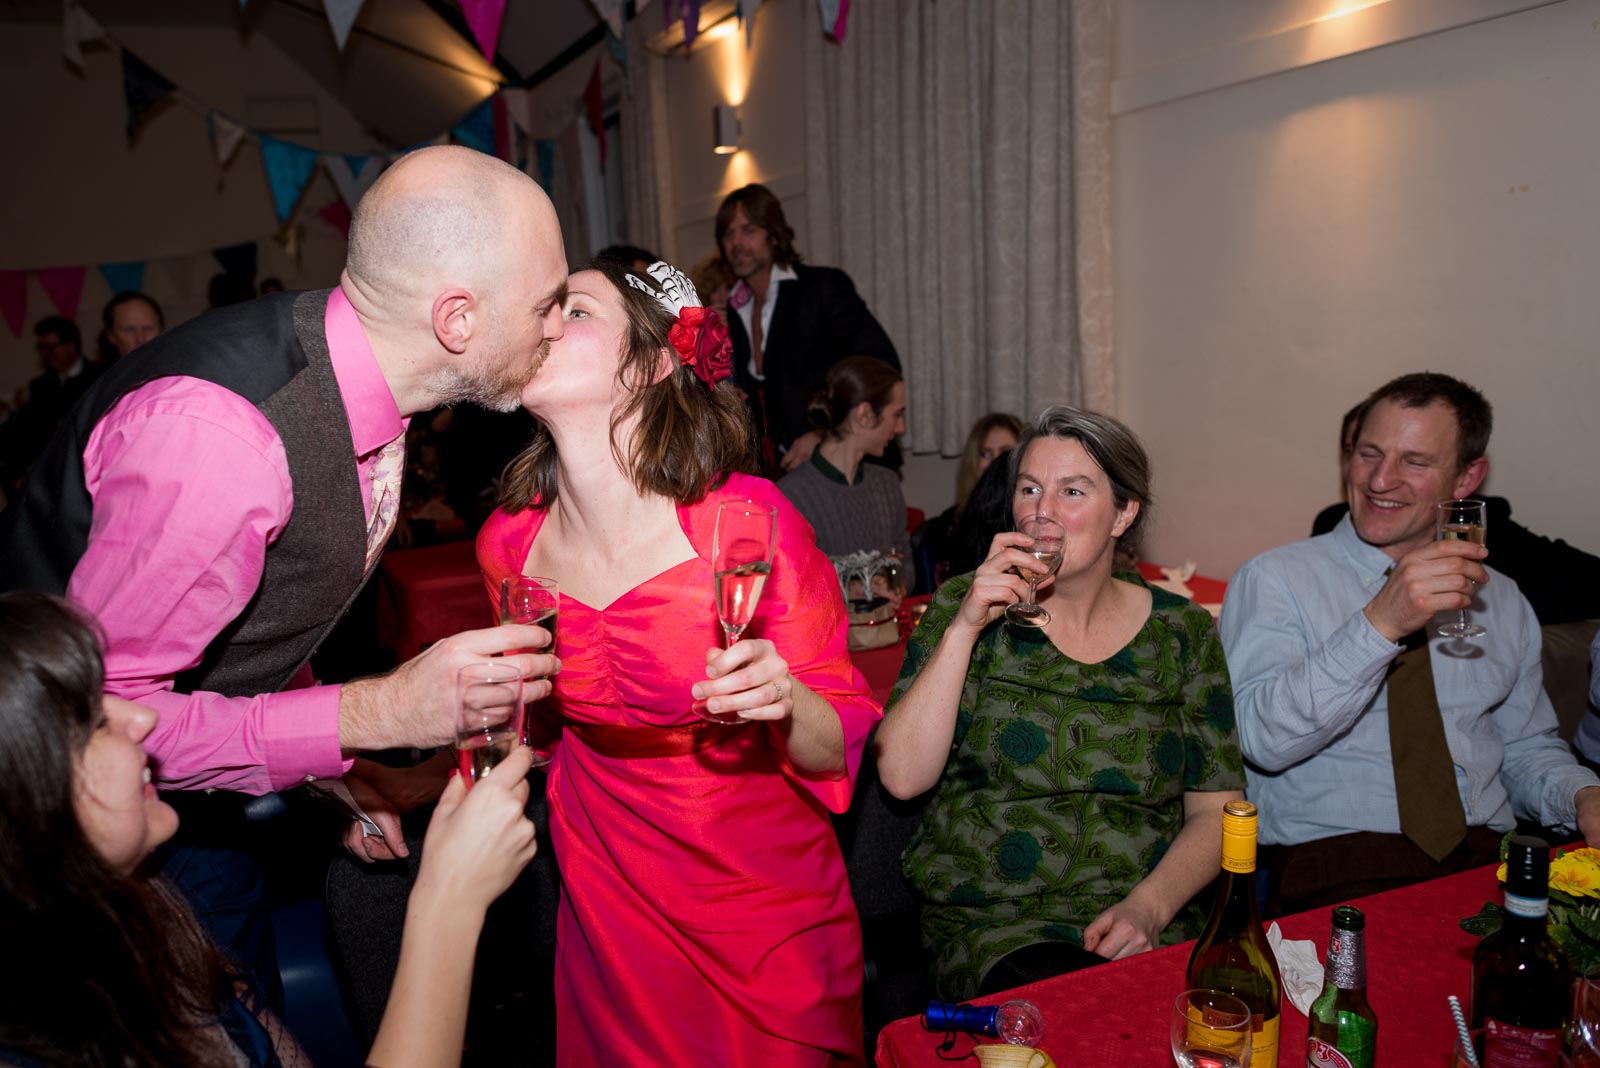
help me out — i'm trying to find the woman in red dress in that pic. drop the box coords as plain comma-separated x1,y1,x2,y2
477,258,877,1065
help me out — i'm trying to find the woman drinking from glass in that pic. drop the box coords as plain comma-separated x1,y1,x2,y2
875,405,1246,1000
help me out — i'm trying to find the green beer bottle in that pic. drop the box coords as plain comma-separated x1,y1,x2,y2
1306,906,1377,1068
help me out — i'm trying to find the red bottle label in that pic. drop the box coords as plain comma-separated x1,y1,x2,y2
1483,1018,1564,1067
1307,1037,1355,1068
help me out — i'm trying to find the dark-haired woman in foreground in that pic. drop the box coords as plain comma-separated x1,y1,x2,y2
875,406,1245,1000
0,592,536,1068
477,259,876,1065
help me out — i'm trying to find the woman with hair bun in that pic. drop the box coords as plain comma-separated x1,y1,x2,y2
777,355,912,589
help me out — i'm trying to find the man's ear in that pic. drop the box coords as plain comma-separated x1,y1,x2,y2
1454,456,1489,499
431,289,475,355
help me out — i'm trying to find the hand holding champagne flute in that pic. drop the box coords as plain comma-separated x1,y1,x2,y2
704,501,777,723
455,661,525,786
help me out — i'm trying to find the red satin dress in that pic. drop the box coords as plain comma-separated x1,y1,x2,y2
477,474,877,1066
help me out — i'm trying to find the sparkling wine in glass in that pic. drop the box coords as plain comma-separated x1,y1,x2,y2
707,501,776,724
1170,989,1253,1068
1436,498,1487,639
1004,513,1066,628
455,661,524,787
499,576,558,767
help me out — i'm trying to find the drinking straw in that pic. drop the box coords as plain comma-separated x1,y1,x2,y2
1447,995,1478,1068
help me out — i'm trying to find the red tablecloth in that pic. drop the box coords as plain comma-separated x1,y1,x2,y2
375,540,492,661
875,862,1497,1067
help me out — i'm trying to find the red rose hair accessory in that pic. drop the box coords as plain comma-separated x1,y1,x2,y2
626,261,734,388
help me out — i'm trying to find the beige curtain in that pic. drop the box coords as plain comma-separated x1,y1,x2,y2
801,0,1114,456
620,32,677,260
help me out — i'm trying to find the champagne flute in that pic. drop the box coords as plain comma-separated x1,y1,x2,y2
1436,498,1487,639
706,501,777,724
1004,513,1066,628
500,576,558,767
1170,989,1253,1068
455,661,524,787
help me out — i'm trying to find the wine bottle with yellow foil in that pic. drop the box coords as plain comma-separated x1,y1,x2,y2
1186,800,1283,1066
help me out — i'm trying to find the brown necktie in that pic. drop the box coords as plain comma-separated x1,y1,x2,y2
1386,629,1467,862
750,289,765,376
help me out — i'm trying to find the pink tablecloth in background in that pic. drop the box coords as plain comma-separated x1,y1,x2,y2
875,861,1498,1067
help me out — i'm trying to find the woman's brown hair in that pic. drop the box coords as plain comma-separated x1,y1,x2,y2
954,412,1024,518
499,258,757,511
804,355,903,440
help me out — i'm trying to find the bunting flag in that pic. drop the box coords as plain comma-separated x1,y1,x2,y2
99,261,146,295
122,50,176,141
737,0,758,48
36,267,86,321
212,242,258,281
534,139,557,193
606,22,628,75
491,93,514,161
323,153,384,207
460,0,507,62
833,0,851,41
258,135,320,222
208,110,248,167
679,0,702,50
0,271,27,338
500,87,533,137
588,0,624,39
451,98,495,154
63,0,105,69
584,60,606,170
317,199,353,238
817,0,849,41
323,0,365,50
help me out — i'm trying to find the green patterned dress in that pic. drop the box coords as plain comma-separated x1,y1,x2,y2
891,573,1245,1000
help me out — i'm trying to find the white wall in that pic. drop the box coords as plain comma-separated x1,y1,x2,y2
0,24,372,399
1114,0,1600,577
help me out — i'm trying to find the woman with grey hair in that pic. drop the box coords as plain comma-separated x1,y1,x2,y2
875,404,1246,999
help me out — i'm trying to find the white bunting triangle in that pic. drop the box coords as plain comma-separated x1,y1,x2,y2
209,111,248,167
323,0,365,51
62,0,105,69
322,153,385,207
588,0,624,39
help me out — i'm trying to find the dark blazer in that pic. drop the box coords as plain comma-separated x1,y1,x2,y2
1312,496,1600,625
728,263,899,455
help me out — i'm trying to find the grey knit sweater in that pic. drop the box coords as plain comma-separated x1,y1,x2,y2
777,454,914,587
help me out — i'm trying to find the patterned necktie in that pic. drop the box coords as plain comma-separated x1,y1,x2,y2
364,435,405,571
1387,628,1468,862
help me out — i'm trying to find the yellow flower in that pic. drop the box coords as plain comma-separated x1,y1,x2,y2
1550,849,1600,899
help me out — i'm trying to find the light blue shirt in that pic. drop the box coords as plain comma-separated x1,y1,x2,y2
1220,516,1596,847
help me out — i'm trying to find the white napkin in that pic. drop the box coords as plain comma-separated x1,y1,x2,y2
1148,560,1199,600
1268,922,1325,1015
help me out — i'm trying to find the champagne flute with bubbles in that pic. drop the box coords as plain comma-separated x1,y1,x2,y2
1004,513,1066,628
1436,498,1487,638
500,576,558,767
706,501,777,723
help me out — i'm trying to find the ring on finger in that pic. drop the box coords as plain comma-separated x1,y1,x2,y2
773,678,785,703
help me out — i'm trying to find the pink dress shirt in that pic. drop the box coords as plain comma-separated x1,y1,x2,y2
69,286,404,794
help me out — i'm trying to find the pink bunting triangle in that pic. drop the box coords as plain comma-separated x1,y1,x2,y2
318,199,352,238
0,271,26,338
36,266,86,321
460,0,507,61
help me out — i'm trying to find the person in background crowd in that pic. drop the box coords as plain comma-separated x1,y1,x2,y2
946,445,1015,577
0,591,537,1068
1224,372,1600,916
594,244,660,275
877,405,1243,1000
476,257,877,1064
913,413,1024,591
259,277,285,295
98,290,165,363
778,356,913,594
689,250,736,318
716,183,900,474
13,316,103,474
0,146,568,1006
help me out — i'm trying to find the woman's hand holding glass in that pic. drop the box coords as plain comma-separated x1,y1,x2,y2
412,744,539,912
955,531,1061,632
692,638,794,724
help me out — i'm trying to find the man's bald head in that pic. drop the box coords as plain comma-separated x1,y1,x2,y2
346,146,560,302
341,146,568,414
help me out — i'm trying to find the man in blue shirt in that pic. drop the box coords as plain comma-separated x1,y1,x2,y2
1222,372,1600,914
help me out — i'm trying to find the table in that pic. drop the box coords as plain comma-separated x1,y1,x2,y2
875,862,1498,1066
375,540,491,661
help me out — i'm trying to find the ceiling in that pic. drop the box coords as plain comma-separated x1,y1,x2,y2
2,0,609,146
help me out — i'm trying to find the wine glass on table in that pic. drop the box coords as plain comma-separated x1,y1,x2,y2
1436,498,1487,639
500,576,558,766
455,662,524,787
1170,989,1253,1068
706,501,777,724
1004,513,1066,628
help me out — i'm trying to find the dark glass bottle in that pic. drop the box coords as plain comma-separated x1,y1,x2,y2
1470,836,1571,1067
1186,800,1283,1067
1306,906,1377,1068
